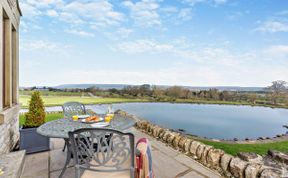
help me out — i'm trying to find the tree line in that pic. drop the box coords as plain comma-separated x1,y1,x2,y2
24,80,288,107
83,80,288,106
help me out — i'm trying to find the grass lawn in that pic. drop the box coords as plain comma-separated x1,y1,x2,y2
20,95,148,108
19,90,89,97
19,112,63,126
199,139,288,156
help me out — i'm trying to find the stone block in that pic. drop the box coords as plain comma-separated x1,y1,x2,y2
146,123,154,134
200,145,213,165
260,168,281,178
245,164,261,178
190,141,201,156
158,129,167,138
167,132,179,145
172,135,182,148
196,143,206,159
184,139,192,153
268,150,288,165
178,136,188,150
152,126,163,138
136,120,149,130
229,157,248,178
238,152,263,164
207,149,225,169
220,153,233,177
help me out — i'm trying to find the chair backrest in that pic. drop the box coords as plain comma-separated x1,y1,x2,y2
68,128,135,178
62,102,86,118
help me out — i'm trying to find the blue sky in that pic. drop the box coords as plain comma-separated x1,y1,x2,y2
19,0,288,87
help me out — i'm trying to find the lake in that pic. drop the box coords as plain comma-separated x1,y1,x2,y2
21,103,288,140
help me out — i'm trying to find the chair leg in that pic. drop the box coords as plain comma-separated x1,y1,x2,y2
62,142,66,152
75,167,81,178
59,140,71,178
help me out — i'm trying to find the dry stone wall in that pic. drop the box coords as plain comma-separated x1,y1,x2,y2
126,112,287,178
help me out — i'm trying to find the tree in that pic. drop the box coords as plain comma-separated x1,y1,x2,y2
267,80,287,105
152,86,164,98
248,93,257,104
24,91,46,128
166,86,183,98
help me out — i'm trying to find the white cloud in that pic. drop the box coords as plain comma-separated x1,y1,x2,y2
254,20,288,33
20,0,124,29
115,39,288,68
160,7,178,14
64,29,95,37
46,9,59,17
60,1,124,27
114,39,242,66
115,39,174,54
181,0,228,6
25,0,64,8
20,2,42,17
20,21,42,32
122,0,161,27
104,28,133,41
265,45,288,58
20,39,68,51
177,8,193,21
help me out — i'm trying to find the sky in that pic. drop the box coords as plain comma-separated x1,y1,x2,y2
19,0,288,87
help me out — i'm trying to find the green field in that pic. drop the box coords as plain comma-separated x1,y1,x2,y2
198,139,288,156
19,90,89,96
20,95,148,108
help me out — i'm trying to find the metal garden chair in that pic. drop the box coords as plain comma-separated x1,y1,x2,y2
61,102,87,152
62,101,87,119
68,128,135,178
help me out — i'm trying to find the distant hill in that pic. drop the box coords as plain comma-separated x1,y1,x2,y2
54,84,265,92
55,84,132,90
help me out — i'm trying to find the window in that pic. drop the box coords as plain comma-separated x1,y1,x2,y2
2,10,11,109
12,27,17,104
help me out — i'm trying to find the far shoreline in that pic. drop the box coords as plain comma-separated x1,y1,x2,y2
19,98,288,110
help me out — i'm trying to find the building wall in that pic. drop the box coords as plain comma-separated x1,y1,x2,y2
0,0,21,155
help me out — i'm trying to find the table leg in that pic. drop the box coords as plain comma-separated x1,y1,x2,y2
58,139,71,178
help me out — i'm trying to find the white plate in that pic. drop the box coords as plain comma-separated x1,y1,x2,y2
77,115,90,119
81,117,104,123
91,122,109,128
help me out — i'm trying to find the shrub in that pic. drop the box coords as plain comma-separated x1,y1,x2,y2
24,91,46,128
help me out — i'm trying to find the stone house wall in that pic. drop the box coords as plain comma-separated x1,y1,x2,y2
0,106,19,154
0,0,21,155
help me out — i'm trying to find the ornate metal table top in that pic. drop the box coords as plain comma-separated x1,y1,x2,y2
37,114,136,139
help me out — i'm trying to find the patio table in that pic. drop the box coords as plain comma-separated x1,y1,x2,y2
37,114,136,178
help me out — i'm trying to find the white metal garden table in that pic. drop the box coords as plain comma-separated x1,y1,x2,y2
37,114,136,178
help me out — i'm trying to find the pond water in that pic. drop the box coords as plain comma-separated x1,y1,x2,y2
21,103,288,140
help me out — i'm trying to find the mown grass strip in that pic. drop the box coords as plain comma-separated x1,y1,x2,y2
20,95,148,108
199,139,288,156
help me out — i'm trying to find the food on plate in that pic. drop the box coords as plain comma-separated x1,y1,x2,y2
85,116,100,122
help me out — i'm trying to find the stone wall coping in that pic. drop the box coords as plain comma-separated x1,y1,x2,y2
0,104,20,125
0,150,25,178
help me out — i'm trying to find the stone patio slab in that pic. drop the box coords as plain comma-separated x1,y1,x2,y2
49,149,74,172
21,151,49,178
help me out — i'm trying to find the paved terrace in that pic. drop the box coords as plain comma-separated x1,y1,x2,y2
22,127,222,178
